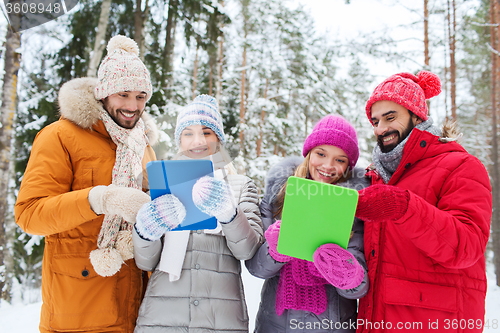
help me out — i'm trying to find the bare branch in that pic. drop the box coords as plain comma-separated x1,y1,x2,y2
470,21,499,27
487,42,500,56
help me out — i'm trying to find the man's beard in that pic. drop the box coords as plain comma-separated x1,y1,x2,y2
377,118,415,153
110,108,142,129
102,98,143,129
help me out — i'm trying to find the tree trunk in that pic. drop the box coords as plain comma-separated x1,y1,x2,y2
216,31,224,106
192,42,200,100
492,0,500,288
209,62,214,96
424,0,431,115
239,0,250,154
0,14,22,300
239,46,246,153
447,0,457,121
424,0,430,70
87,0,112,77
134,0,149,60
162,0,178,98
215,0,225,105
256,78,268,157
442,16,449,120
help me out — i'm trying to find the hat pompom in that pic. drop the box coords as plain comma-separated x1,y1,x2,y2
107,35,140,56
417,71,441,99
116,230,134,261
90,247,124,277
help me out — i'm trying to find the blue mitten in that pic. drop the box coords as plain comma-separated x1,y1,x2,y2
192,176,237,223
135,194,186,241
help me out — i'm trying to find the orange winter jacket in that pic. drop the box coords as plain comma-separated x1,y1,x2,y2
15,78,158,333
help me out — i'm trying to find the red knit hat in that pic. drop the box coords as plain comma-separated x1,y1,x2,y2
302,115,359,170
365,71,441,124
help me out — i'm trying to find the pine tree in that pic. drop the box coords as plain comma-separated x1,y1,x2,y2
444,0,497,285
0,1,22,301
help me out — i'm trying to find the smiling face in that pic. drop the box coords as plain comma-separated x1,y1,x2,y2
308,145,349,184
103,91,147,129
370,100,422,153
179,125,219,158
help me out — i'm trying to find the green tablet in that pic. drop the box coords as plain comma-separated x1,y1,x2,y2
277,176,359,261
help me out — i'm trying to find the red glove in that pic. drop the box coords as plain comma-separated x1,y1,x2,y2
356,184,410,222
265,220,293,263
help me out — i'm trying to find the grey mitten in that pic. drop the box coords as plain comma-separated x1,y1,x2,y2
88,184,150,222
135,194,186,241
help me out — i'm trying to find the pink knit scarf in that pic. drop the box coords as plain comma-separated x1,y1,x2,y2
276,258,328,315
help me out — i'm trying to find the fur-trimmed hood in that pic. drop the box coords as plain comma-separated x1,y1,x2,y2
439,119,462,143
58,77,158,145
263,156,369,204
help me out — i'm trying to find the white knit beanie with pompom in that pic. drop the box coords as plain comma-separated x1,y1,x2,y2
94,35,153,101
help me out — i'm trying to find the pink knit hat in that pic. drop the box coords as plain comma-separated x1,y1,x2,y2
95,35,153,101
365,71,441,124
302,115,359,170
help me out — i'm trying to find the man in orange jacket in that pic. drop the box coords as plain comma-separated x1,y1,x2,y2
15,35,158,332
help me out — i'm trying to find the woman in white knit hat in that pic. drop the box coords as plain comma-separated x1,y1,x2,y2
132,95,264,332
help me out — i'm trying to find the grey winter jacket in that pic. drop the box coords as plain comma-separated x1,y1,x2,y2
133,174,264,332
245,157,370,333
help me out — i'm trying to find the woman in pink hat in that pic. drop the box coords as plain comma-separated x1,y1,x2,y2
246,114,369,333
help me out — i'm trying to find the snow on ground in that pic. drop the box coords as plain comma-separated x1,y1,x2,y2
485,266,500,333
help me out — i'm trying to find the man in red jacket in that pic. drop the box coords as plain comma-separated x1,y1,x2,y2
355,71,492,333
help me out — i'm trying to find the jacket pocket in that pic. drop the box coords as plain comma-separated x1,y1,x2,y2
383,277,458,331
82,168,93,188
49,254,118,331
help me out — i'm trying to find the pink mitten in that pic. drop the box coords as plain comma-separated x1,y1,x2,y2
265,220,293,263
313,243,364,289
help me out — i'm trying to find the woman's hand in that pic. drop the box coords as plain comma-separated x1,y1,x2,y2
265,220,293,263
192,176,237,223
313,243,364,289
134,194,186,241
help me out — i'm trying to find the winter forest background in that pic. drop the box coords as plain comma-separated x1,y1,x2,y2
1,0,500,327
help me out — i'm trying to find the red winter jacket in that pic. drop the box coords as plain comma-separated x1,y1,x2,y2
357,127,491,333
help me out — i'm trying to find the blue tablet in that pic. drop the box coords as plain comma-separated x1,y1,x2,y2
146,160,217,231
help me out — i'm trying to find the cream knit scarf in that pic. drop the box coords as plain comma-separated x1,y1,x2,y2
90,111,148,277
